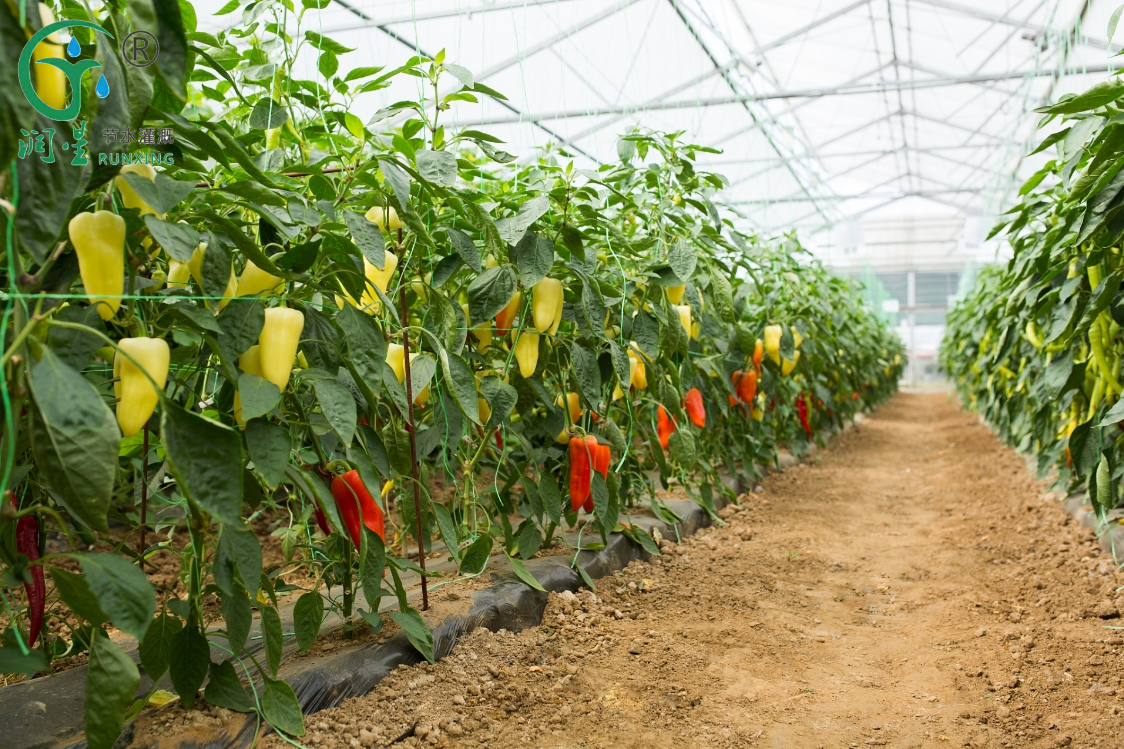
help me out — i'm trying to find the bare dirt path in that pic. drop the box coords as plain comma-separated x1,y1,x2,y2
263,392,1124,749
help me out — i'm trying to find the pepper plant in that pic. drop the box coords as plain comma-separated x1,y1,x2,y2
942,63,1124,516
0,0,903,745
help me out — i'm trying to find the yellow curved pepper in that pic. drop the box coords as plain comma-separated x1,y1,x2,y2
782,350,800,376
236,260,283,298
495,291,522,336
478,397,491,425
115,163,161,217
514,332,540,378
628,347,648,390
666,284,685,304
386,343,406,383
166,260,191,288
113,337,170,438
532,277,563,333
258,307,304,390
365,205,404,232
185,243,237,312
338,251,399,314
676,305,692,338
32,4,66,111
68,211,125,321
764,324,782,365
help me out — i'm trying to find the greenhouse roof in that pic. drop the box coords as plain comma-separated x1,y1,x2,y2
199,0,1122,263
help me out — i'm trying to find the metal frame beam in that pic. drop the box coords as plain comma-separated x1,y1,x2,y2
321,0,587,35
448,64,1112,125
909,0,1119,52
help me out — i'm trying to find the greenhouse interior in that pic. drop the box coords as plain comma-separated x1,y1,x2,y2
5,0,1124,747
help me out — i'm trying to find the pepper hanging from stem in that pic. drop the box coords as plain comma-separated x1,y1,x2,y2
396,227,428,611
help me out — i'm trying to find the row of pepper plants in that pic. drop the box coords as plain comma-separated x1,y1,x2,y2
941,63,1124,519
0,0,904,744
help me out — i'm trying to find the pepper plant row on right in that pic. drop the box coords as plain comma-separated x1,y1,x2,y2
941,71,1124,513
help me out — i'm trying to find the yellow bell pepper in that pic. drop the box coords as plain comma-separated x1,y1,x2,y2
666,284,685,304
68,211,125,321
236,260,283,298
612,358,637,402
338,251,399,314
258,307,304,390
690,322,700,340
485,254,499,269
764,324,782,365
185,243,237,312
234,345,262,425
386,343,406,383
628,347,648,390
32,4,66,111
532,277,563,333
166,260,191,288
411,352,430,406
514,332,540,378
113,337,170,438
115,163,161,217
676,305,692,337
782,350,800,376
462,303,492,351
365,205,404,232
752,393,765,421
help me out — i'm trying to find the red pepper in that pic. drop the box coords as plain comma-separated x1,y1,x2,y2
852,392,860,401
495,431,504,450
569,436,592,511
10,495,43,647
592,439,610,478
752,339,764,369
313,506,331,536
736,370,757,404
728,394,739,408
657,405,676,449
685,388,705,428
796,392,813,439
330,470,386,548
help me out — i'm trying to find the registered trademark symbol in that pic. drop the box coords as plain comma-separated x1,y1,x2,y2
122,30,159,68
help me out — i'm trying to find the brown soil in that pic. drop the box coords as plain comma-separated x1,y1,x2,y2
252,392,1124,748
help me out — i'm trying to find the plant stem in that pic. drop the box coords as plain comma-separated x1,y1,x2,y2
396,227,428,611
139,423,148,567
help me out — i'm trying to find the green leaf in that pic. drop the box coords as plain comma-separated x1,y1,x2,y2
581,278,607,336
467,265,518,323
509,556,545,592
246,418,291,489
293,592,324,654
432,502,460,562
85,633,140,749
79,553,156,640
286,466,342,535
1111,4,1124,42
16,135,86,263
445,226,482,272
238,374,281,422
387,609,434,664
709,270,736,323
122,172,196,216
248,99,289,130
511,232,555,287
305,30,355,53
343,209,386,269
152,0,189,95
439,350,481,425
1038,78,1124,114
139,613,182,680
608,340,630,389
336,305,386,406
29,349,120,532
460,534,493,575
359,528,386,606
633,311,660,361
1079,271,1123,330
260,605,283,677
313,378,357,447
162,404,243,524
382,422,412,476
216,299,265,362
668,429,697,470
168,624,209,708
591,473,609,541
221,590,252,655
203,660,255,712
261,676,305,735
1069,420,1101,477
1098,396,1124,427
570,343,601,410
50,567,109,625
539,474,562,526
0,646,49,677
48,305,105,372
415,150,457,187
516,521,542,560
214,525,262,598
200,237,233,305
496,196,549,245
379,159,412,209
667,239,696,283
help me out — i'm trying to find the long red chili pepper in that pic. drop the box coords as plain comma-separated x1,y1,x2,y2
10,495,43,647
330,470,386,548
685,388,706,428
569,436,592,511
313,506,332,536
657,405,676,449
585,436,605,513
796,392,813,439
